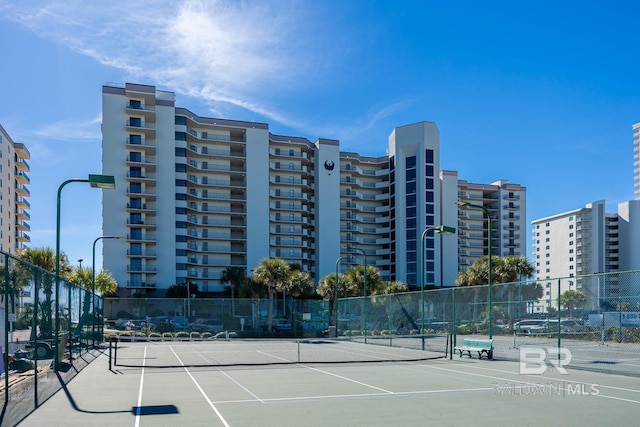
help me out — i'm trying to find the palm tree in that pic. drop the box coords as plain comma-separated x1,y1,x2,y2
253,258,290,331
18,247,72,338
345,265,383,296
285,270,314,298
220,266,246,317
561,290,587,318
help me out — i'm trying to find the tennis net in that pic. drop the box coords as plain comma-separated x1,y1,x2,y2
110,334,449,368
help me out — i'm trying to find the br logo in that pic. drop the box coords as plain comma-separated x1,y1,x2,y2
519,347,572,374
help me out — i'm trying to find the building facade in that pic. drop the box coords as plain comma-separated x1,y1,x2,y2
531,199,640,313
0,124,31,254
634,121,640,198
102,83,527,296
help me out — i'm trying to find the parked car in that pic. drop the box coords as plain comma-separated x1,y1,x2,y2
171,316,190,331
190,318,223,333
513,319,546,334
272,319,292,332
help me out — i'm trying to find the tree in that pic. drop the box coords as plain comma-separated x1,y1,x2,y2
345,265,383,297
165,283,197,298
220,266,246,317
316,273,354,301
18,247,72,338
253,258,290,331
285,270,314,298
561,290,587,317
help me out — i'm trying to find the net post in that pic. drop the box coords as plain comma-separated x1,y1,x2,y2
108,336,112,370
113,336,118,367
297,340,301,363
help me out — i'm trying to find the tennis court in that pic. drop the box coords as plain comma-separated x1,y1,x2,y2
17,339,640,426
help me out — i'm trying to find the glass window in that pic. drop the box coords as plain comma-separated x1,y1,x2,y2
425,191,434,202
406,181,416,194
406,194,416,205
425,165,434,176
406,156,416,168
406,169,416,181
425,149,434,163
175,116,187,125
425,178,434,189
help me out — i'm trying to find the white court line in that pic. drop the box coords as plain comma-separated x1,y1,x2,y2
251,349,395,394
215,368,265,403
211,386,492,404
443,360,640,394
415,361,640,405
169,346,231,427
134,346,146,427
301,365,394,394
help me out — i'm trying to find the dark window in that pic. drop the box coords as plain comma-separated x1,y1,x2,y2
129,134,142,144
406,194,416,205
406,218,416,229
425,178,434,189
129,117,141,127
406,181,416,194
425,149,434,163
175,148,186,157
129,152,142,162
406,207,416,218
175,116,187,125
406,169,416,181
406,156,416,169
175,179,187,187
175,164,186,172
425,203,434,214
425,191,434,202
175,132,187,141
426,165,434,176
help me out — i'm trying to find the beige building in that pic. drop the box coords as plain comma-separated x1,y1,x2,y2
0,124,31,254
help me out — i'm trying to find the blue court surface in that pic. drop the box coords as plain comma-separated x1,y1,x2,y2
16,342,640,427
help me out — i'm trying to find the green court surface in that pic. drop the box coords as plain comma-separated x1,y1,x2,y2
17,345,640,427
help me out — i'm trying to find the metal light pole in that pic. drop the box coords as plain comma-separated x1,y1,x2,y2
347,246,367,343
92,236,121,347
334,256,348,335
55,175,115,371
420,225,456,337
457,200,493,339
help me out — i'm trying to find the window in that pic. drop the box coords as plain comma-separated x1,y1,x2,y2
425,149,434,163
129,117,141,127
175,116,187,125
406,156,416,168
425,178,434,189
129,134,142,144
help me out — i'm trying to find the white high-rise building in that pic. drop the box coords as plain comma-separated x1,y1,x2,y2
102,83,527,296
531,200,640,313
0,124,31,254
633,121,640,198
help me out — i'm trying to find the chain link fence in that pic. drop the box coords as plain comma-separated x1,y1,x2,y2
1,251,102,423
100,270,640,376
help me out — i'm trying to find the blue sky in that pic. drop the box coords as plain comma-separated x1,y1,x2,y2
0,0,638,271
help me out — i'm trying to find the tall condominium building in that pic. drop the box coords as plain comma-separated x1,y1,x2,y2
634,121,640,198
102,83,526,297
531,199,640,313
0,124,31,253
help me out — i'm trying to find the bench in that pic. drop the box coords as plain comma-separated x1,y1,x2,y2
454,338,493,359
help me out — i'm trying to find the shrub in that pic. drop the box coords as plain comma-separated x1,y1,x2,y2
162,332,173,339
190,332,201,339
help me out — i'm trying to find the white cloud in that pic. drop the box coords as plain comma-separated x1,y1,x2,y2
0,0,409,144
